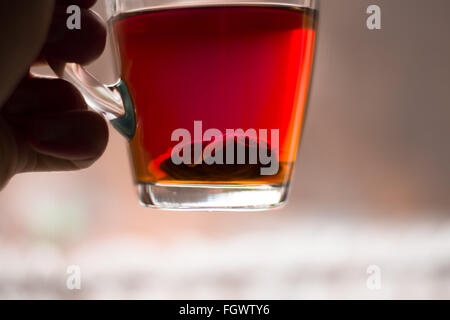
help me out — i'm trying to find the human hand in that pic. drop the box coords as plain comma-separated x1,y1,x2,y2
0,0,108,190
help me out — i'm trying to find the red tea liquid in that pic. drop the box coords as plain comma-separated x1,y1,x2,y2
113,6,317,184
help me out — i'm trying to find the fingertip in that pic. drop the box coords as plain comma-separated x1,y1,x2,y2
26,110,109,161
2,78,88,116
44,8,107,65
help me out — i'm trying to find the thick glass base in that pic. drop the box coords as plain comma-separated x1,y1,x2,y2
138,183,289,211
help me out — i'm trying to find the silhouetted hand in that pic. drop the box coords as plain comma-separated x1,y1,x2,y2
0,0,108,190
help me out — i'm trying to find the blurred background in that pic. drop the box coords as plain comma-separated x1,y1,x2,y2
1,0,450,299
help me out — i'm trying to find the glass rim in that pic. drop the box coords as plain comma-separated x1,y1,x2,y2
107,0,319,18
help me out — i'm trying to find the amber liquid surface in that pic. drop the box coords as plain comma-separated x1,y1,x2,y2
113,6,316,185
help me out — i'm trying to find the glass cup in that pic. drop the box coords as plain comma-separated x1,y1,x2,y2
60,0,319,211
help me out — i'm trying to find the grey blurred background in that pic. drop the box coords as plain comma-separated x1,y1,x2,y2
0,0,449,299
299,0,450,215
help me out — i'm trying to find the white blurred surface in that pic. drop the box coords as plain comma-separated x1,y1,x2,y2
0,216,449,299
